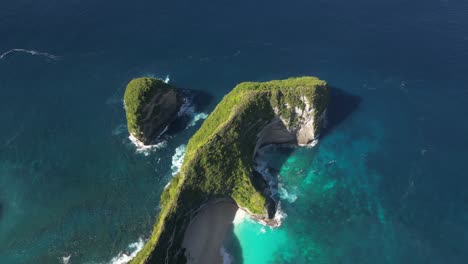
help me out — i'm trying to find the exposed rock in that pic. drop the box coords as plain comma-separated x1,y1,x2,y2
130,76,330,264
124,77,184,144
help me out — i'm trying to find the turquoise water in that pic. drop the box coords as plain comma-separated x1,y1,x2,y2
228,116,387,263
1,0,468,263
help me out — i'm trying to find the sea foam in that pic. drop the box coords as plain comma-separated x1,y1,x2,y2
183,104,208,128
0,48,59,60
171,144,186,176
278,184,298,203
110,238,145,264
61,255,71,264
272,203,287,226
129,134,166,156
253,157,278,197
187,112,208,127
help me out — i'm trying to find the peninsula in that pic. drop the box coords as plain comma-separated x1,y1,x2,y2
129,77,330,263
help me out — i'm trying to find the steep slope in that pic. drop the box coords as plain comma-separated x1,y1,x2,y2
131,76,330,263
124,77,184,144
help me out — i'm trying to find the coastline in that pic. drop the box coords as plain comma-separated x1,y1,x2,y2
182,201,238,264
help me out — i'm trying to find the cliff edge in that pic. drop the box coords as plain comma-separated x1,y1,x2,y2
124,77,184,145
131,76,330,263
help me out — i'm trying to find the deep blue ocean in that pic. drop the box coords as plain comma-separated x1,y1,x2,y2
1,0,468,263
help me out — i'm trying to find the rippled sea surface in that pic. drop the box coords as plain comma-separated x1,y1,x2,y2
1,0,468,263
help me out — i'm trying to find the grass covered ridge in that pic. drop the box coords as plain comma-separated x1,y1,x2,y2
131,76,330,263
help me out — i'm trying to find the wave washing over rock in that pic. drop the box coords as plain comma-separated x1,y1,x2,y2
128,134,167,156
129,77,329,263
171,144,186,176
110,238,145,264
187,111,208,128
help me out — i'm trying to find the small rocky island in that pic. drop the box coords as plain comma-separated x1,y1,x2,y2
128,77,330,263
124,77,184,144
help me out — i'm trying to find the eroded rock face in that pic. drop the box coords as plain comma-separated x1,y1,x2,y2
255,95,327,157
124,77,184,145
129,77,330,264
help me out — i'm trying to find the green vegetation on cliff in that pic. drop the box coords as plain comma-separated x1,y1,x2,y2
124,77,182,144
131,77,330,264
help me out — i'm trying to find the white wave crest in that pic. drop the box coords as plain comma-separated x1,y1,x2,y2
171,144,186,176
187,112,208,127
307,139,319,147
129,134,166,156
110,238,145,264
61,255,71,264
272,202,287,227
176,100,208,128
0,49,59,60
220,246,233,264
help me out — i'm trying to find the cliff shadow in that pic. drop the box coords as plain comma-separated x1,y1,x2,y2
224,221,244,264
253,146,295,219
321,86,361,138
165,89,214,136
254,87,361,219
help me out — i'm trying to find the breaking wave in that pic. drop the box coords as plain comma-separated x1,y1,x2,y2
179,104,208,128
110,238,145,264
272,203,287,227
129,134,166,156
253,152,278,198
171,144,186,176
187,112,208,127
61,255,71,264
0,49,60,60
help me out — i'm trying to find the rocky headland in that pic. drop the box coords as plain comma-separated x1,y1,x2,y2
128,76,330,263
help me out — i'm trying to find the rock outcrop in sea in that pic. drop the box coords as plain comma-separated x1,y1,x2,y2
130,76,330,264
124,77,184,145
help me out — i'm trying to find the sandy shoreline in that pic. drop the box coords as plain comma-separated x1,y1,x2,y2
182,201,238,264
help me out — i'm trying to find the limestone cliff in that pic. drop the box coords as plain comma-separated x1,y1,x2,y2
124,77,184,145
131,76,330,264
